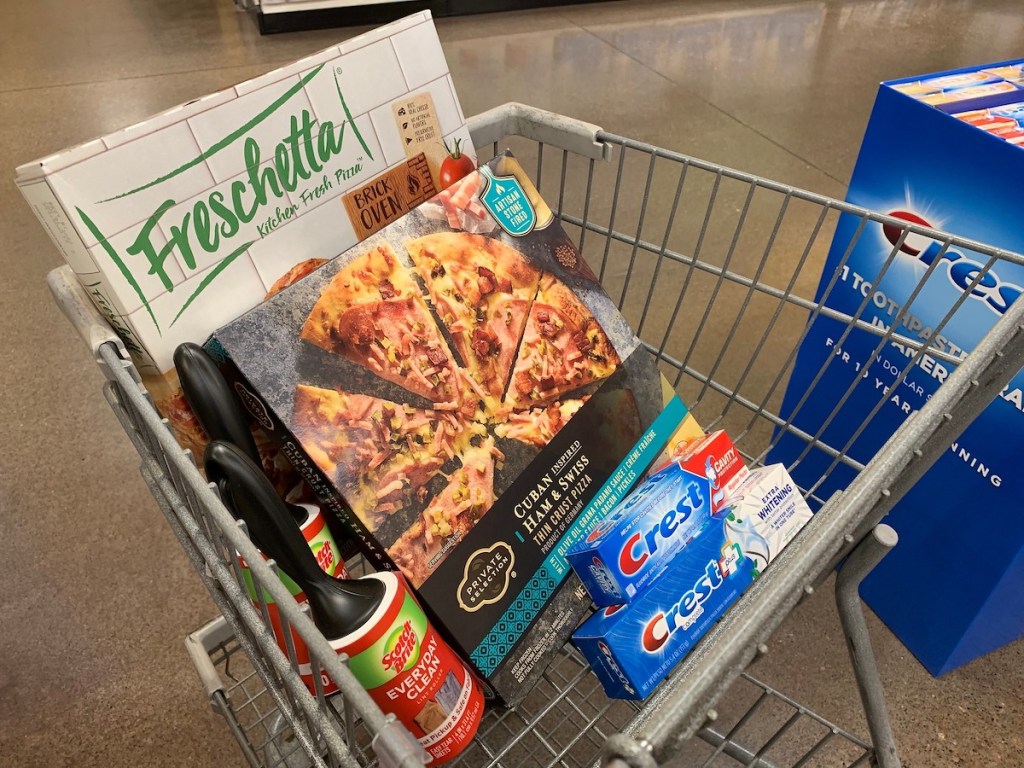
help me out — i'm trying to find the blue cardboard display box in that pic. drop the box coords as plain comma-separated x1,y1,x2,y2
769,59,1024,676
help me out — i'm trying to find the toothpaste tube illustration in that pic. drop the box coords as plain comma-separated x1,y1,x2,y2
721,464,813,577
567,463,712,606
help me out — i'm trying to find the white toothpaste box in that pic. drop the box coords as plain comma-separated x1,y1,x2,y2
16,11,472,454
720,464,812,576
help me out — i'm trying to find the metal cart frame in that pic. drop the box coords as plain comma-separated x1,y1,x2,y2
49,103,1024,768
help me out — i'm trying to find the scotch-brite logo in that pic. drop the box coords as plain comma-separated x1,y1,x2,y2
315,540,335,574
883,210,1022,316
457,542,515,611
479,166,536,236
640,560,724,653
618,480,704,577
76,64,373,334
381,620,420,673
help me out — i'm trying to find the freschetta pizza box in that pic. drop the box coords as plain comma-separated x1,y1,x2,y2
15,11,473,456
206,151,703,705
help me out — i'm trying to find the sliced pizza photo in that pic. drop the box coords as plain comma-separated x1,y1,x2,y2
300,244,466,409
406,232,541,413
291,384,473,531
505,272,621,411
494,398,588,448
387,436,501,588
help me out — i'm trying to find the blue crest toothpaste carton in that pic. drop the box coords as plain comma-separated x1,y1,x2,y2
573,463,811,699
573,510,752,699
567,463,713,606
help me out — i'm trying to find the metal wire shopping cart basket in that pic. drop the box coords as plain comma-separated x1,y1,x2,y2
48,103,1024,768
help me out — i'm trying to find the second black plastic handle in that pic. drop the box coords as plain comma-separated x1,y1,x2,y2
205,441,384,640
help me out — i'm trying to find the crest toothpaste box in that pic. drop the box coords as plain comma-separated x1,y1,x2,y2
573,464,812,699
567,461,713,607
572,509,753,700
769,58,1024,675
720,464,812,577
648,429,749,511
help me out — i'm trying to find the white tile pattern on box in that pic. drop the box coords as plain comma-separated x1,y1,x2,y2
137,251,267,371
47,122,215,248
248,198,358,292
338,9,427,55
369,75,463,167
187,75,315,183
304,43,408,122
89,219,182,316
392,20,450,90
104,89,238,149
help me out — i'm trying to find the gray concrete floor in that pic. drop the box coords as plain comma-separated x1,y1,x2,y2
2,0,1023,766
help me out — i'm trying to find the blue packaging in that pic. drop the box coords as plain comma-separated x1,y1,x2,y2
566,463,712,606
573,510,753,700
769,58,1024,675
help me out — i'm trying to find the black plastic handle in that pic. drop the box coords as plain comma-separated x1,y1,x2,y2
204,441,384,640
174,343,262,466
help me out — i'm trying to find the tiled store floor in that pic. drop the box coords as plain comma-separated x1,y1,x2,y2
1,1,1022,766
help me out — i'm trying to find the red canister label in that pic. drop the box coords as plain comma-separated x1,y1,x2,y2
238,504,348,694
333,572,483,764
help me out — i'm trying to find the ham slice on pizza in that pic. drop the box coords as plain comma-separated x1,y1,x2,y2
505,273,620,410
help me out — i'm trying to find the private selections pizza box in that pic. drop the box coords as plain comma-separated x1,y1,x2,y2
16,11,473,456
206,152,704,704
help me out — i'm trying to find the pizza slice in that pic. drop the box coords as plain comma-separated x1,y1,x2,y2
265,258,327,299
301,244,464,408
387,437,500,588
292,385,472,531
494,398,588,448
406,232,541,410
505,273,620,409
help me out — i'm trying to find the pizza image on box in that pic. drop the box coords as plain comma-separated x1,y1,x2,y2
283,163,626,587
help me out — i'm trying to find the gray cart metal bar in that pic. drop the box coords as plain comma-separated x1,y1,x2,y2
49,103,1024,768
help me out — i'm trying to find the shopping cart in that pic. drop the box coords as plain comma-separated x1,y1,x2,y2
48,103,1024,768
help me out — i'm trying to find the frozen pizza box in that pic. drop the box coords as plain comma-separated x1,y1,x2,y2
206,151,704,704
15,11,473,456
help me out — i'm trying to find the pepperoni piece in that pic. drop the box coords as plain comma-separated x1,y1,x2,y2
477,266,497,295
471,328,496,358
426,346,447,366
378,279,399,299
